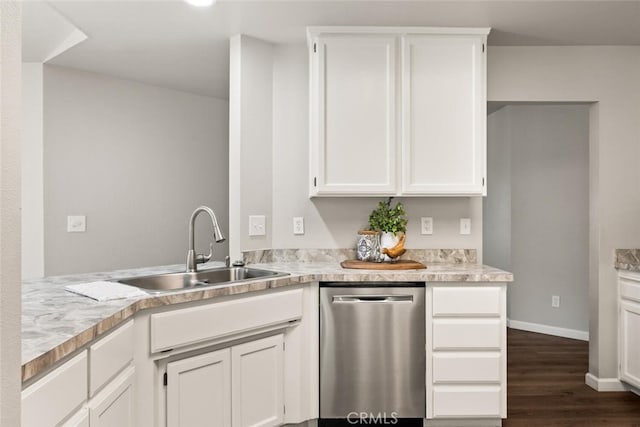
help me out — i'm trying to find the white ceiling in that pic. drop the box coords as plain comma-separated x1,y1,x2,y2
23,0,640,100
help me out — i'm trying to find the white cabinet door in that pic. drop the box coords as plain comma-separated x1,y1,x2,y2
89,367,136,427
620,300,640,388
401,35,486,195
21,351,88,427
166,348,232,427
310,34,397,196
231,334,284,427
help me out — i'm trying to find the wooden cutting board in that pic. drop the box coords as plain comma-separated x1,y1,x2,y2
341,259,427,270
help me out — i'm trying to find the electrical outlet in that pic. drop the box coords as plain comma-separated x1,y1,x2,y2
421,217,433,235
460,218,471,235
293,217,305,235
67,215,86,233
552,295,560,308
248,215,266,236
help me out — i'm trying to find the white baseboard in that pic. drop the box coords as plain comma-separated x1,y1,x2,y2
585,373,629,392
507,319,589,341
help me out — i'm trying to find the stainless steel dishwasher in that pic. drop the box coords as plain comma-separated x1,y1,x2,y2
320,282,425,424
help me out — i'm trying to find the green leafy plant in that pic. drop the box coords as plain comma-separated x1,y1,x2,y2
368,197,407,235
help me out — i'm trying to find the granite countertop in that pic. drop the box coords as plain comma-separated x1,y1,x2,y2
22,255,512,385
615,249,640,272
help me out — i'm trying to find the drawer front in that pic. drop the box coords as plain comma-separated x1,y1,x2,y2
89,320,134,396
620,277,640,303
433,319,501,350
433,286,502,316
151,288,303,352
433,352,501,383
432,386,502,418
22,351,88,427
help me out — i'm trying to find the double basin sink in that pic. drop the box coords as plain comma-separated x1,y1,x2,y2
120,267,289,293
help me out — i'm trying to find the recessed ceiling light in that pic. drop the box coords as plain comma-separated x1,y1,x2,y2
184,0,215,7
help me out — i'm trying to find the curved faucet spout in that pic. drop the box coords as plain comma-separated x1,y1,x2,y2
186,206,226,273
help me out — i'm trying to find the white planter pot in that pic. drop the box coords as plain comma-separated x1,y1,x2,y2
379,232,401,262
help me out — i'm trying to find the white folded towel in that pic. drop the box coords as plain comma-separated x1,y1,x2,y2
64,281,147,302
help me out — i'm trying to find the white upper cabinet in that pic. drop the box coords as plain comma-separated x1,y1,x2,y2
401,34,486,195
309,33,398,195
308,27,489,197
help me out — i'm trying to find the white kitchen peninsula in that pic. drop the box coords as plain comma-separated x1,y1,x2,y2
21,250,512,427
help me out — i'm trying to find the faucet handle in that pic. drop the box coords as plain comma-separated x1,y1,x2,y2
196,242,214,264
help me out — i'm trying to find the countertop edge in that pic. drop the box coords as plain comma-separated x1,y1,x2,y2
22,263,512,384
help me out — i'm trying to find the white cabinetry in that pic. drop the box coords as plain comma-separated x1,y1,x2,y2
232,335,284,427
427,285,507,420
165,334,284,427
310,33,397,195
401,35,486,195
618,271,640,389
308,27,489,197
22,351,88,427
22,320,135,427
155,289,305,427
166,348,232,427
88,367,136,427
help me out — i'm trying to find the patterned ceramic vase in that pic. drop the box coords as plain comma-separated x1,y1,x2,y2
356,230,381,262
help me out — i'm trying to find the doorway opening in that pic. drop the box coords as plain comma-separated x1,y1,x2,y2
484,103,590,340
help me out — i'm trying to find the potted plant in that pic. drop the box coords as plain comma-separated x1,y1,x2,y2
368,197,408,261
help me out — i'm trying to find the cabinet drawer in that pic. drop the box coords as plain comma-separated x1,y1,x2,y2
432,386,501,418
151,288,303,352
22,351,88,427
620,276,640,303
89,320,134,396
433,319,501,350
433,286,502,316
433,352,501,383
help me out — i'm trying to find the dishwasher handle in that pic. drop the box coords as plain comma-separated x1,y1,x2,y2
332,295,413,303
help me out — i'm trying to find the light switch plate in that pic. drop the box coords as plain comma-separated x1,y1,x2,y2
67,215,86,233
248,215,266,236
460,218,471,235
421,217,433,235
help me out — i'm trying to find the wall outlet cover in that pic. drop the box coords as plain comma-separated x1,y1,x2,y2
460,218,471,235
421,217,433,235
293,217,305,235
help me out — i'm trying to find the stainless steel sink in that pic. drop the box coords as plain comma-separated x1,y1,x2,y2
119,267,288,293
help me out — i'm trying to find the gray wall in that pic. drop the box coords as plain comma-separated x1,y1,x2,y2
488,46,640,381
484,104,589,336
44,65,229,275
229,35,274,259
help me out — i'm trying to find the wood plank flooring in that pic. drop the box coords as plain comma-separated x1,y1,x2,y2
505,328,640,426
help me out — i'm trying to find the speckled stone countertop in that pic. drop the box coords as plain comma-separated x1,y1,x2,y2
615,249,640,272
22,255,512,385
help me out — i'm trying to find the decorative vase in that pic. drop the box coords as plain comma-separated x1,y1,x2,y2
356,230,381,262
379,231,402,262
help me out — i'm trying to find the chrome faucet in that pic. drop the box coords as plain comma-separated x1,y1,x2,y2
186,206,226,273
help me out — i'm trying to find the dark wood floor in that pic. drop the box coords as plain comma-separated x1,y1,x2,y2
505,328,640,426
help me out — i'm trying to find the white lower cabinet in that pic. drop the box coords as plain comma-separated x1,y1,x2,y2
88,367,136,427
61,407,90,427
231,335,284,427
166,334,284,427
22,351,88,427
167,348,232,427
427,285,507,420
619,271,640,389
